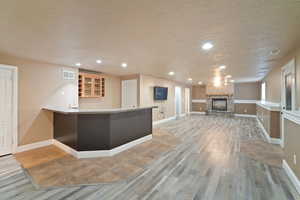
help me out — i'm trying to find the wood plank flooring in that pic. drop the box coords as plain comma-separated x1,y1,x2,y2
0,115,299,200
14,129,180,187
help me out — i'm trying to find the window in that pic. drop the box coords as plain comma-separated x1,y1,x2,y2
261,82,266,101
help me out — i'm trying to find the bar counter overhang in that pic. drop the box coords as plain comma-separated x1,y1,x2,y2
43,106,156,158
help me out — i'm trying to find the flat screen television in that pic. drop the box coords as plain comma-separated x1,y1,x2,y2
154,87,168,100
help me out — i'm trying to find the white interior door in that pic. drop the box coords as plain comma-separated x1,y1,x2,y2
175,86,182,118
0,66,16,155
281,59,296,111
281,59,296,147
122,79,138,108
184,88,190,114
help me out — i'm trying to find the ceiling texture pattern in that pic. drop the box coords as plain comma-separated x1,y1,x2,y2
0,0,300,84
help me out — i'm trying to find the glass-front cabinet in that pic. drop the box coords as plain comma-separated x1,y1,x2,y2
78,72,105,98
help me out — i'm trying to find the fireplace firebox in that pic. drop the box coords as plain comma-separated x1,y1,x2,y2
212,98,227,111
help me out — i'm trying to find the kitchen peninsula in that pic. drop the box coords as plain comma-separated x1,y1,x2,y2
44,106,156,158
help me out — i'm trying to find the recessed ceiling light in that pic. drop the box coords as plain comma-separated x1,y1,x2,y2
230,79,235,83
188,78,192,81
75,63,81,67
121,62,127,68
226,75,232,78
96,60,102,64
202,42,214,50
198,81,203,85
168,71,175,76
219,65,226,70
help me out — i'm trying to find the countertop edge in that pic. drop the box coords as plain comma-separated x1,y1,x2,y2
43,106,158,114
256,101,281,111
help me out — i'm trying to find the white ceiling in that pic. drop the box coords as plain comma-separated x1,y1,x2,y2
1,0,300,84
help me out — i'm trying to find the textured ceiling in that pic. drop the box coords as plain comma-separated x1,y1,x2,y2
0,0,300,84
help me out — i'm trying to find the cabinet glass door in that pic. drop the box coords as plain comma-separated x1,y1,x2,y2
84,77,92,96
94,78,101,97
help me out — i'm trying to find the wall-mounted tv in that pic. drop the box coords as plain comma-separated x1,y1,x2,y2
154,87,168,100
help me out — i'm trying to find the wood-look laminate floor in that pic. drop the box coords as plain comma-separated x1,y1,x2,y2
1,115,299,200
14,129,180,187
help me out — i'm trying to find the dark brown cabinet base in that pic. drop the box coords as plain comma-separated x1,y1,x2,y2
53,108,153,151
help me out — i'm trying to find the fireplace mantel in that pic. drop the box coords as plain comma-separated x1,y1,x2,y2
207,94,233,97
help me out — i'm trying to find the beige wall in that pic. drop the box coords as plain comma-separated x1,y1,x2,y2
263,47,300,106
284,119,300,179
262,46,300,180
256,105,280,138
263,65,282,103
139,74,190,121
79,73,121,109
192,82,261,100
234,104,256,115
0,53,78,146
234,82,261,100
192,85,206,99
191,85,206,112
192,103,206,112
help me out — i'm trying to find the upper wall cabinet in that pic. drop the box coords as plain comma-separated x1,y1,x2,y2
78,72,105,98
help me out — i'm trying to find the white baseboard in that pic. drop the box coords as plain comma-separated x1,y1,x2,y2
283,160,300,194
256,117,282,145
153,116,176,126
256,117,271,143
270,138,282,145
190,112,206,115
53,135,152,159
180,113,187,117
234,114,256,118
14,139,53,153
76,135,152,158
52,139,77,157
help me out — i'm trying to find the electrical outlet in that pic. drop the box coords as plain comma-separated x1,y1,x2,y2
244,109,247,113
294,153,297,165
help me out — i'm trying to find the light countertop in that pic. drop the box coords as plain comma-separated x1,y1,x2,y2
283,110,300,118
256,101,281,111
43,106,158,114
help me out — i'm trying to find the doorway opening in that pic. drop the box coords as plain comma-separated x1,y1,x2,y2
121,79,138,108
281,59,296,147
184,88,190,114
175,86,182,119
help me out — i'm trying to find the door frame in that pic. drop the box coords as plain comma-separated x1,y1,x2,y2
175,86,182,118
280,58,296,148
0,64,18,153
184,88,190,114
281,58,296,111
121,79,138,108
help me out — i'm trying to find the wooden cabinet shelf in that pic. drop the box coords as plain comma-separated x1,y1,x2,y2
78,72,105,98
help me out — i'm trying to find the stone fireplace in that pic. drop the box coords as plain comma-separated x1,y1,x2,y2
204,83,234,114
212,98,227,111
206,95,234,113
